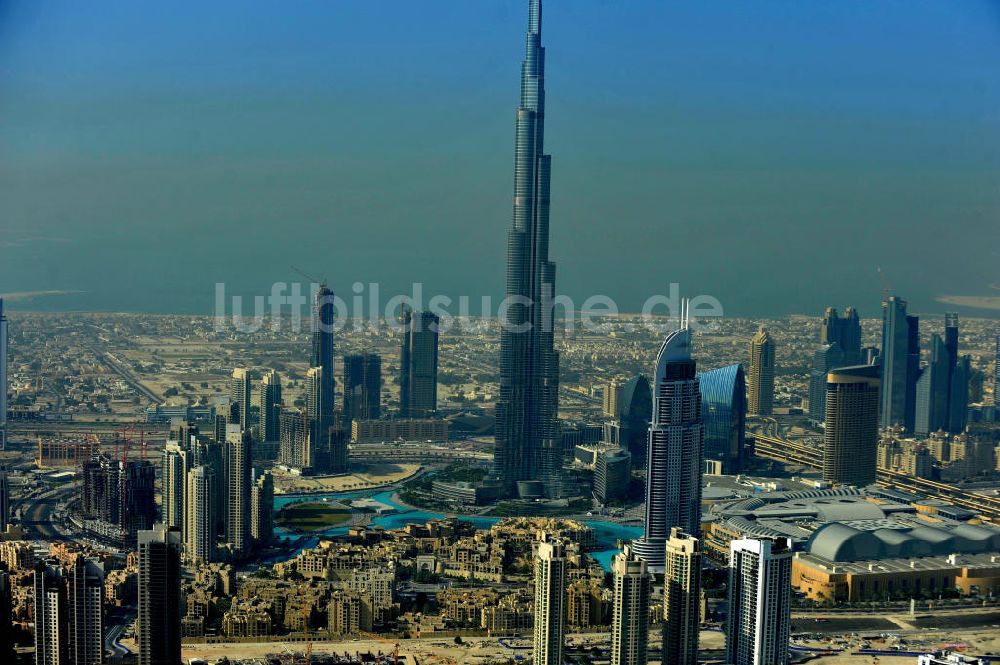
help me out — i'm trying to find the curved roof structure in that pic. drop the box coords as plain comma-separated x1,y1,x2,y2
617,374,652,422
806,522,1000,562
654,326,692,380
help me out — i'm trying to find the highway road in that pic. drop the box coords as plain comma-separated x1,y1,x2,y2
20,485,75,542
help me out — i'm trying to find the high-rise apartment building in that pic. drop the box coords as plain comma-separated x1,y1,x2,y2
34,561,67,665
726,537,792,665
663,528,702,665
250,468,274,545
823,365,880,487
33,556,104,665
138,524,182,665
161,443,189,534
279,409,311,472
225,426,251,556
185,465,216,564
258,370,282,443
494,0,563,499
0,466,9,533
230,368,252,432
532,533,567,665
399,308,439,418
880,296,920,433
67,555,104,665
343,353,381,426
604,378,623,418
632,313,703,572
305,366,325,458
747,326,775,416
610,546,650,665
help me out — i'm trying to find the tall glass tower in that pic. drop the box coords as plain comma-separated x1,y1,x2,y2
631,309,704,572
494,0,562,498
311,284,336,437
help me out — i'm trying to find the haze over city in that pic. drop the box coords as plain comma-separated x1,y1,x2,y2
2,0,999,316
1,3,1000,665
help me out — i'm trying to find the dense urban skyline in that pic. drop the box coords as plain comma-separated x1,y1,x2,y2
0,1,998,664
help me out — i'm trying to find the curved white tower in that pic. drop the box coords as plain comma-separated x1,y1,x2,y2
631,304,704,572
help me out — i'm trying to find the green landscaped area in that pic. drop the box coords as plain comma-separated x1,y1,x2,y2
275,502,352,531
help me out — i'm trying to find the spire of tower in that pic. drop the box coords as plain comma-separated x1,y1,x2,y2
528,0,542,35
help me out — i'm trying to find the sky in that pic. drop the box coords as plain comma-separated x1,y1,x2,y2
1,0,999,319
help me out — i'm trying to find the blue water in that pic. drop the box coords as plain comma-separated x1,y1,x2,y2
270,489,644,570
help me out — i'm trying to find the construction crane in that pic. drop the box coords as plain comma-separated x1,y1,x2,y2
291,266,327,288
876,266,892,301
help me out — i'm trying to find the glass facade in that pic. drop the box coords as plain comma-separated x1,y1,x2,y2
698,364,746,473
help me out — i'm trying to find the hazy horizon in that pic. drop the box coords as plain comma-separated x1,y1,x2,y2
2,0,999,319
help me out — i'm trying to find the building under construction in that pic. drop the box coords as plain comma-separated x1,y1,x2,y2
80,453,156,548
36,436,100,467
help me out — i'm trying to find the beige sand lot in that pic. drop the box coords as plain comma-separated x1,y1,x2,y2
272,463,421,495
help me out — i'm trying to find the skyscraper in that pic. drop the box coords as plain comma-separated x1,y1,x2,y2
532,533,567,665
0,466,9,533
943,314,970,433
32,556,105,665
662,528,702,665
343,353,382,426
67,555,104,665
823,365,880,487
994,332,999,407
122,460,157,548
311,284,336,441
594,448,631,503
494,0,563,499
161,443,189,534
607,375,652,470
726,537,792,665
698,364,746,473
604,378,623,418
185,465,216,564
258,370,282,443
138,524,182,665
915,335,950,437
225,426,251,556
948,355,971,433
820,306,862,365
279,408,310,472
251,468,274,545
747,326,775,416
399,308,439,418
0,300,7,449
631,313,703,572
610,546,650,665
34,561,67,665
880,296,920,433
808,343,845,424
305,366,324,460
230,368,252,432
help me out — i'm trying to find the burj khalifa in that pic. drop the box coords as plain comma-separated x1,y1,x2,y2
493,0,563,499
